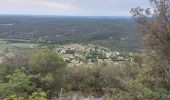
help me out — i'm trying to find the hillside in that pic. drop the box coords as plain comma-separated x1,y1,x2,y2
0,15,141,51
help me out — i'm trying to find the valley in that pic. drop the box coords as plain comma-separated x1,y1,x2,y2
0,15,141,51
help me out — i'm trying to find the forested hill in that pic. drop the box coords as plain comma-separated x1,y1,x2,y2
0,15,141,51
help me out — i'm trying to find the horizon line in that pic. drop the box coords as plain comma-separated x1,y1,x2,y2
0,14,132,17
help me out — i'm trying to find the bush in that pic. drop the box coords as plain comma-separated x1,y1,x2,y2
0,69,35,98
28,50,67,97
28,91,47,100
28,50,67,75
0,83,10,98
4,91,47,100
64,64,129,96
6,69,35,93
0,50,67,99
41,73,54,86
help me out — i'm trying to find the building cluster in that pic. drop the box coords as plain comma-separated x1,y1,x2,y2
54,43,134,67
55,44,96,53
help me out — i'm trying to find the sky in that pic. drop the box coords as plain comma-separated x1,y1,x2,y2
0,0,150,16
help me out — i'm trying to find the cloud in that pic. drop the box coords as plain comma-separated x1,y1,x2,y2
0,0,149,16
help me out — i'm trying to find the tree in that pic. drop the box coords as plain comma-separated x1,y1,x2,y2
131,0,170,93
7,70,35,94
0,70,35,98
29,50,66,75
28,50,67,97
131,0,170,63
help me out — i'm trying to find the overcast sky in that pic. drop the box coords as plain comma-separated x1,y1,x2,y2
0,0,149,16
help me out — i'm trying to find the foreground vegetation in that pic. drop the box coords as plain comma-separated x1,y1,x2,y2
0,0,170,99
0,49,169,100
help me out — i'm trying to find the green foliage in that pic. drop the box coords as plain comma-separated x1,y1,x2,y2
63,53,170,99
108,88,133,100
0,83,10,98
4,95,25,100
64,64,129,96
4,91,47,100
86,51,106,62
29,49,66,74
6,69,35,93
112,56,119,61
98,52,107,59
0,50,67,99
119,52,129,57
86,51,98,60
41,73,54,86
28,92,47,100
27,50,67,96
66,49,76,54
1,50,170,99
0,70,35,99
2,50,34,75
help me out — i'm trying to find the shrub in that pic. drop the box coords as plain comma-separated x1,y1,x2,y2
28,50,66,75
64,64,129,96
0,69,35,99
0,83,10,98
4,91,47,100
28,91,47,100
6,69,35,93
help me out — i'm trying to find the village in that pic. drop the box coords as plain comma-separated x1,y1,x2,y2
0,41,135,67
54,43,134,67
